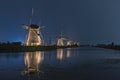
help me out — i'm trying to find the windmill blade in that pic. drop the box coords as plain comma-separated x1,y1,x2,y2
23,24,29,30
32,8,34,16
29,8,34,25
40,26,46,29
39,31,44,45
33,30,40,36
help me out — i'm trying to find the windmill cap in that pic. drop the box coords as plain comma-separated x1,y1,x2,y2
30,24,39,29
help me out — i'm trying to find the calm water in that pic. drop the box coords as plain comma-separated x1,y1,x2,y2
0,47,120,80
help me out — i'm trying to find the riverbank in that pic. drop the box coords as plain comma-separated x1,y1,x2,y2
0,45,79,53
94,45,120,51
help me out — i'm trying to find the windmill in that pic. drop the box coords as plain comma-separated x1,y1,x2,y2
66,40,72,46
57,32,65,46
23,24,44,46
23,8,44,46
56,32,79,46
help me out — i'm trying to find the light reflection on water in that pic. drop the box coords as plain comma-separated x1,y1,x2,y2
1,47,120,80
66,48,71,58
57,49,63,60
23,51,44,74
21,48,75,80
56,48,78,61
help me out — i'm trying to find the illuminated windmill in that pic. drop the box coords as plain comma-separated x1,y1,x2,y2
24,24,44,46
57,32,66,46
57,32,79,46
57,37,64,46
66,40,72,46
23,8,44,46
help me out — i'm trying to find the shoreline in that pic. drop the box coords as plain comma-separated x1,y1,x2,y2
0,45,79,53
94,45,120,51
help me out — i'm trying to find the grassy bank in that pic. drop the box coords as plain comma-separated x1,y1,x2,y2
0,45,79,53
95,45,120,50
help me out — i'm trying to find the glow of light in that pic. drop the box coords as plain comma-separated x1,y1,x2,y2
25,26,43,46
67,41,72,46
57,49,63,60
24,51,44,72
66,48,71,58
57,38,64,46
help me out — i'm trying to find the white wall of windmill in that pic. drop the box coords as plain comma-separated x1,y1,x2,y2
57,38,64,46
25,28,43,46
67,41,72,46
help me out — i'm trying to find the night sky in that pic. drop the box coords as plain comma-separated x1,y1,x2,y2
0,0,120,44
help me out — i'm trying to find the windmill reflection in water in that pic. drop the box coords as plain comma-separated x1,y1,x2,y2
23,51,44,74
57,48,71,61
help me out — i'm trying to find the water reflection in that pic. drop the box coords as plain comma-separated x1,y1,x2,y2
57,48,72,61
66,48,71,58
23,51,44,74
1,47,120,80
57,49,63,60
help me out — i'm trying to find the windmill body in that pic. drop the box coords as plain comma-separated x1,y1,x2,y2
67,40,72,46
25,24,43,46
56,33,79,46
57,37,64,46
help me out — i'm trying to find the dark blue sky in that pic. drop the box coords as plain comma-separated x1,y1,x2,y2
0,0,120,44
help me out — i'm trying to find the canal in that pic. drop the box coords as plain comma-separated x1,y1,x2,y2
0,47,120,80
